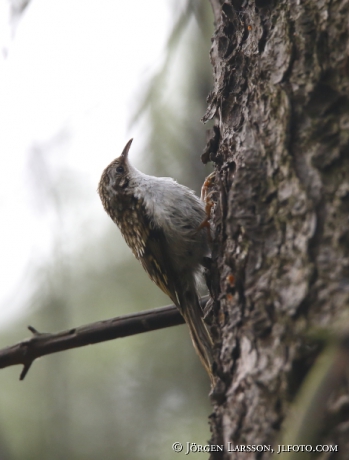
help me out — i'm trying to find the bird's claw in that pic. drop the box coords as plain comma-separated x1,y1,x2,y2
198,172,216,242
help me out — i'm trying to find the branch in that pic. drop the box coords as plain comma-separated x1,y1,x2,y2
0,298,210,380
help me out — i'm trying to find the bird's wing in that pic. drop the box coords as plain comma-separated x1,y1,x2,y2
134,199,214,378
126,201,179,307
142,229,180,306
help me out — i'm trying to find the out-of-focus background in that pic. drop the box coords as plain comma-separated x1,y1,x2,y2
0,0,214,458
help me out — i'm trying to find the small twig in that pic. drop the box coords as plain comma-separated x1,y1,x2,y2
0,297,208,380
19,362,33,381
27,325,40,335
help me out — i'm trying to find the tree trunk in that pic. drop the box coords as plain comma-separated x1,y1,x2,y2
204,1,349,458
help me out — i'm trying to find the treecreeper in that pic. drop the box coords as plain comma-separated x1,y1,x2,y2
98,139,214,381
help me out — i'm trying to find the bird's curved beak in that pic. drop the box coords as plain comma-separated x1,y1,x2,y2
121,138,133,160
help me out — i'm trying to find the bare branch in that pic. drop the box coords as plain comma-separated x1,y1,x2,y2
0,298,209,380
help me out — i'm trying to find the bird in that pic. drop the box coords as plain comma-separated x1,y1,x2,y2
98,139,214,379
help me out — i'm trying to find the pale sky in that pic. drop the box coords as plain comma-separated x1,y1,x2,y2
0,0,179,325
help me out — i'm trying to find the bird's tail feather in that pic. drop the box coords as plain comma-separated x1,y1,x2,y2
177,288,214,382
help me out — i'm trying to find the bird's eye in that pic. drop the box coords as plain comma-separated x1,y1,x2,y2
116,166,124,173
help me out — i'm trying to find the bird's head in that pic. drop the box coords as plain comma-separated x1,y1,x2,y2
100,138,133,188
98,138,136,215
98,139,133,190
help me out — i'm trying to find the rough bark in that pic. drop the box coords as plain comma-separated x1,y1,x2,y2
204,0,349,458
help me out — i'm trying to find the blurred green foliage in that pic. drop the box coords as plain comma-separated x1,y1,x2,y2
0,1,214,458
131,0,214,194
